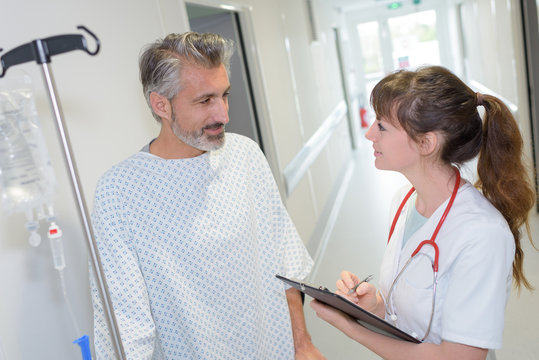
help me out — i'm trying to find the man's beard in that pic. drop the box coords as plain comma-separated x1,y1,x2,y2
170,107,226,152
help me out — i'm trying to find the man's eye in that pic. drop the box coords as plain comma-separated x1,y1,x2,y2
200,98,210,104
377,123,386,131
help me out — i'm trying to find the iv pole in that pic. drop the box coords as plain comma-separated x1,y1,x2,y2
0,26,125,360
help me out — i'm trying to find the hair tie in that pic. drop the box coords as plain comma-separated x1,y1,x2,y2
476,92,484,107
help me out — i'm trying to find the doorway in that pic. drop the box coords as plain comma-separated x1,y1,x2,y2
355,5,442,104
186,3,264,151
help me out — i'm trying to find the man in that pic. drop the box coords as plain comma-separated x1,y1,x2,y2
90,32,324,359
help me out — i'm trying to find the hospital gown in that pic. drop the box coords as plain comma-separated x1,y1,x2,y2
90,133,313,359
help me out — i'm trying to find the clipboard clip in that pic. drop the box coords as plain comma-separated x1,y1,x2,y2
299,282,328,292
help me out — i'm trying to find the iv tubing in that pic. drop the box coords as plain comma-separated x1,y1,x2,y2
58,268,82,336
40,62,125,359
48,223,81,336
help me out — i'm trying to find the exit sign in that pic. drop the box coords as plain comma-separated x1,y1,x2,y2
388,0,421,9
388,2,403,9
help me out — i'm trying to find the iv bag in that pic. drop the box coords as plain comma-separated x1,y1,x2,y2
0,73,56,216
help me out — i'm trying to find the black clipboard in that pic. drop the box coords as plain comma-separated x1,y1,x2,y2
276,275,421,344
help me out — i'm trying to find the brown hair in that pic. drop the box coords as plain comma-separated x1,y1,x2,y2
371,65,537,290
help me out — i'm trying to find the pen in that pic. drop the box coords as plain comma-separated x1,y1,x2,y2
347,274,374,295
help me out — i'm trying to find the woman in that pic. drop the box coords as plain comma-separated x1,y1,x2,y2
311,66,536,359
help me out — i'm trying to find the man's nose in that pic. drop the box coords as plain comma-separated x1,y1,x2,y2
214,98,229,124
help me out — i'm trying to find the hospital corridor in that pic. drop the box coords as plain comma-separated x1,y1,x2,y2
1,0,539,359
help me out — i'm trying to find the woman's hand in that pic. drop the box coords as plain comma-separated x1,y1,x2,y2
335,271,383,317
310,298,488,360
310,299,355,334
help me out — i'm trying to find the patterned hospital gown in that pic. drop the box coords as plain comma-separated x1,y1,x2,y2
90,133,313,359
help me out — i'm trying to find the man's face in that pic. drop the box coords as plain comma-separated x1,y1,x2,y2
169,63,230,154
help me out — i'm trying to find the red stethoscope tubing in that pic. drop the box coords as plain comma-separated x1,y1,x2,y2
387,168,461,273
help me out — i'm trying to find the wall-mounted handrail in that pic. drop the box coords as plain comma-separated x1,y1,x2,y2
469,79,518,115
283,100,348,196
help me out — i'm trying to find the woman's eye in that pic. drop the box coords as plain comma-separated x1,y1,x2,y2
377,122,386,131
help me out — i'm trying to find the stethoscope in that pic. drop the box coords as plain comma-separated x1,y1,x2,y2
385,168,461,341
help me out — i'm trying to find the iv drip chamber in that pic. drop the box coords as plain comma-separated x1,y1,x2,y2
48,222,65,271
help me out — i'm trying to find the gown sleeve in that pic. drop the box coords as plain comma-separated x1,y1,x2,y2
249,141,313,281
90,175,163,359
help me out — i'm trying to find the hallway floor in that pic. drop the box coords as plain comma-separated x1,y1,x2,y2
303,138,539,359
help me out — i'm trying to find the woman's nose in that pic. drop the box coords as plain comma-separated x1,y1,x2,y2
365,122,377,141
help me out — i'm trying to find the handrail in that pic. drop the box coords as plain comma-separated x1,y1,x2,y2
469,79,518,115
283,100,348,196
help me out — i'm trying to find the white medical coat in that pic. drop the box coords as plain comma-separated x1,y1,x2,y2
379,182,514,350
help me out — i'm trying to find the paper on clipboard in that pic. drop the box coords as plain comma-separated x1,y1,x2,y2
276,275,421,344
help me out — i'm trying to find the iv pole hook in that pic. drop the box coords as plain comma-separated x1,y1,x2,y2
0,25,100,78
76,25,100,56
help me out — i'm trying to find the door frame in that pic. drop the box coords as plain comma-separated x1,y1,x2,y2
521,0,539,210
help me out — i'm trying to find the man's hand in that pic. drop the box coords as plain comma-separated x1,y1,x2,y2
286,287,326,359
295,342,327,360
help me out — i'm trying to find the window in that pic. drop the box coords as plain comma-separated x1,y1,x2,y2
388,10,440,69
357,21,384,97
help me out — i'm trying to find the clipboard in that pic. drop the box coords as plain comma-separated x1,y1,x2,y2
276,275,421,344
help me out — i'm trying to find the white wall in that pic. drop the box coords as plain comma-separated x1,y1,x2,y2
0,1,163,359
457,2,539,355
458,0,535,160
0,0,351,358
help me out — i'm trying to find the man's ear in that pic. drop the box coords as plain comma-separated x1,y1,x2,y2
150,92,171,122
417,132,438,156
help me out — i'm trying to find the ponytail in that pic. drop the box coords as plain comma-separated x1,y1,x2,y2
474,94,537,291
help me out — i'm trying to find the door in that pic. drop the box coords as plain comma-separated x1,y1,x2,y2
186,3,263,151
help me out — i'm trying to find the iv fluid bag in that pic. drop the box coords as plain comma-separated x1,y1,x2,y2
0,74,56,214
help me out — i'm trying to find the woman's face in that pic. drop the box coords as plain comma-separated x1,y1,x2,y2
365,115,421,175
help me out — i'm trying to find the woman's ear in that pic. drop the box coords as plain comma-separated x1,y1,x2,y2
418,132,438,156
150,92,171,122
